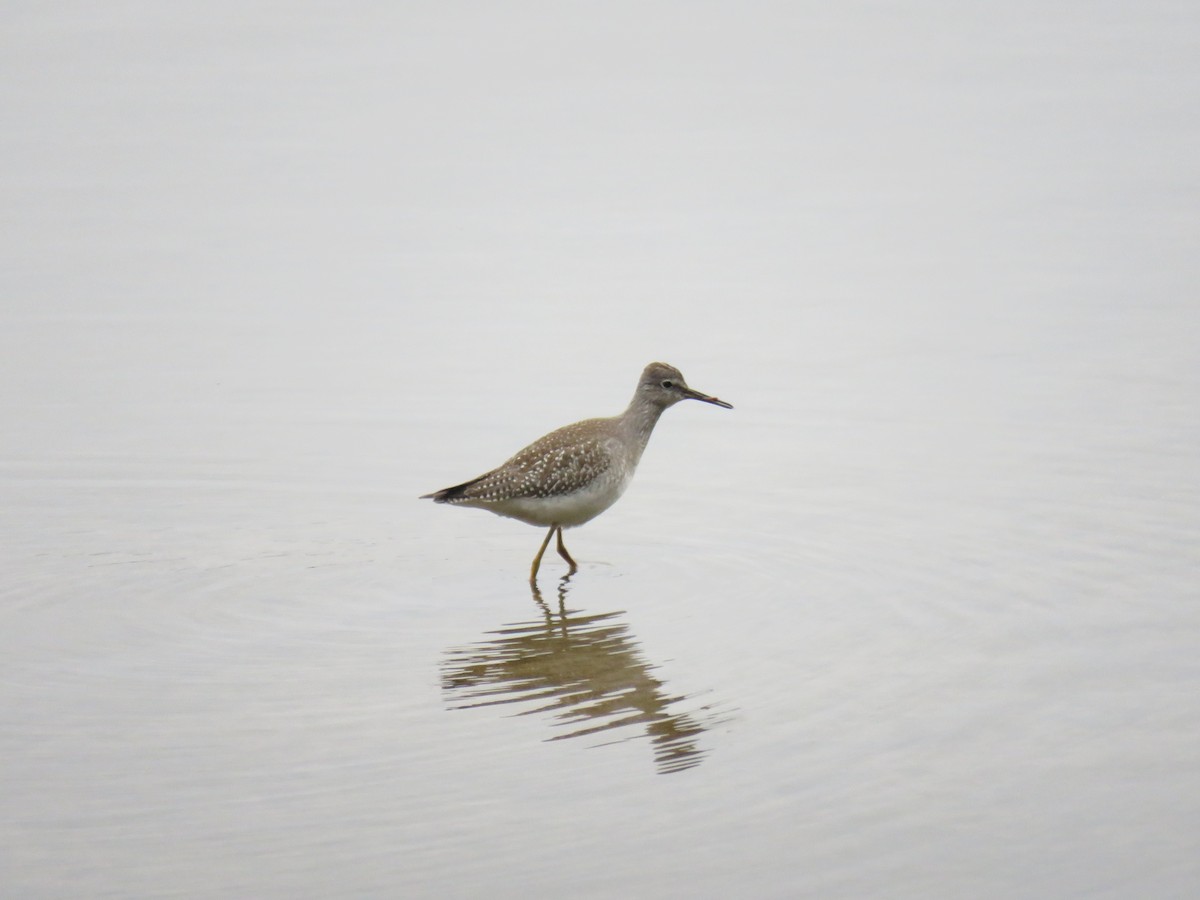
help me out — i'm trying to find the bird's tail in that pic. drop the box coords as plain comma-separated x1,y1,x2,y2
420,473,489,503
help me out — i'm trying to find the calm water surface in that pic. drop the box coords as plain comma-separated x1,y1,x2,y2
3,3,1199,898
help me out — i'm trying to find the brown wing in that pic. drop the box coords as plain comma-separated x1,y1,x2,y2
423,419,616,503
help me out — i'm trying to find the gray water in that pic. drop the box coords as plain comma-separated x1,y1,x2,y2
3,3,1199,898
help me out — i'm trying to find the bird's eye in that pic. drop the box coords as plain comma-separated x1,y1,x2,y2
661,380,674,388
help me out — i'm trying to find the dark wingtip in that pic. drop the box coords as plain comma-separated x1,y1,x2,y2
421,474,488,503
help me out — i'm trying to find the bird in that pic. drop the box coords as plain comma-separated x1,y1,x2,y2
421,362,733,582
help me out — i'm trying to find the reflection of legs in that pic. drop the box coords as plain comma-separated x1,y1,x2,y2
530,525,555,583
529,570,571,635
555,526,578,574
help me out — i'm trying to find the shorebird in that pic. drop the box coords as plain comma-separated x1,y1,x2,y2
421,362,732,582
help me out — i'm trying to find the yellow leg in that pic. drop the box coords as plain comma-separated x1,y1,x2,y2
555,526,578,574
530,525,556,583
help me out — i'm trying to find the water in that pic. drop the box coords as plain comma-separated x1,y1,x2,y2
3,3,1199,897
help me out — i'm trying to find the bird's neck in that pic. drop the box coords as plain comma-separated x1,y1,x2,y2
619,397,667,457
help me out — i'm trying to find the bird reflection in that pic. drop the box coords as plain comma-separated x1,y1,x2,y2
441,578,724,774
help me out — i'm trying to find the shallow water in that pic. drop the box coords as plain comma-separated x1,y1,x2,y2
4,3,1199,898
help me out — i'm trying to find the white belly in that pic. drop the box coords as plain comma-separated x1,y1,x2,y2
469,468,633,527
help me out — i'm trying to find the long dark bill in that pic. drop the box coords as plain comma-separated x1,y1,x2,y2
683,388,733,409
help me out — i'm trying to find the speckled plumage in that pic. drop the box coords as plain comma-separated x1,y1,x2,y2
425,420,633,523
422,362,732,581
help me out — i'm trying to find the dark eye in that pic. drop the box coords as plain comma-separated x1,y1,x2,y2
661,380,674,388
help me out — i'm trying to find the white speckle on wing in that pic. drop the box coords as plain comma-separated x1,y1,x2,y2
439,418,638,526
